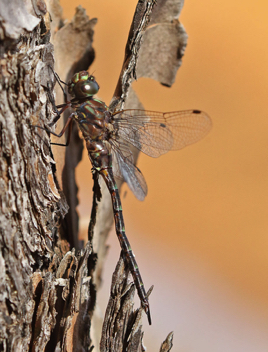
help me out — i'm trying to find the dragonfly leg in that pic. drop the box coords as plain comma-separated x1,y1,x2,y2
48,103,72,127
88,171,102,241
32,113,74,147
46,66,71,127
48,65,69,104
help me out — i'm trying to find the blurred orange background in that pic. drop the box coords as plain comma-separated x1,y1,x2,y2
62,0,268,350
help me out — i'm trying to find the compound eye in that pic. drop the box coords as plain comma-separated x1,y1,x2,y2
81,80,99,95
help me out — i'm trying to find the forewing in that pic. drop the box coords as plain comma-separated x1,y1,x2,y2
112,109,212,158
162,110,212,150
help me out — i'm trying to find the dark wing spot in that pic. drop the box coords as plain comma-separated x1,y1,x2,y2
160,123,166,128
193,110,201,114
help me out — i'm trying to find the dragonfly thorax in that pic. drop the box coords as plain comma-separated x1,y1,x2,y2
75,99,109,141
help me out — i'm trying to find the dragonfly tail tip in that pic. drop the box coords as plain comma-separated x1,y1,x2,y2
147,308,152,325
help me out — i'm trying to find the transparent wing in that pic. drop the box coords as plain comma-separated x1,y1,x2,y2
112,109,212,158
110,139,148,201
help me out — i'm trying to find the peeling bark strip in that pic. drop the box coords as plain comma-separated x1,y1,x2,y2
51,5,97,249
159,332,174,352
137,0,188,86
111,0,157,111
30,243,94,351
100,258,144,352
100,258,172,352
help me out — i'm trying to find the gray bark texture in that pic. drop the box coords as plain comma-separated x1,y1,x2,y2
0,0,186,350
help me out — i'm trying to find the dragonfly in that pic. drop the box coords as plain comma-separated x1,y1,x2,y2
40,70,212,325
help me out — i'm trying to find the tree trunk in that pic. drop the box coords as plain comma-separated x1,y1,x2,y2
0,0,186,350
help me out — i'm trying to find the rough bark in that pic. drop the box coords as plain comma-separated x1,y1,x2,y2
0,0,185,350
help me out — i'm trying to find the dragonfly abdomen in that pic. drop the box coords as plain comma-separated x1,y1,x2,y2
100,166,151,324
85,140,112,171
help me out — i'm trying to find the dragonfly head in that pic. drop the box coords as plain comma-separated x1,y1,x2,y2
68,71,99,99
